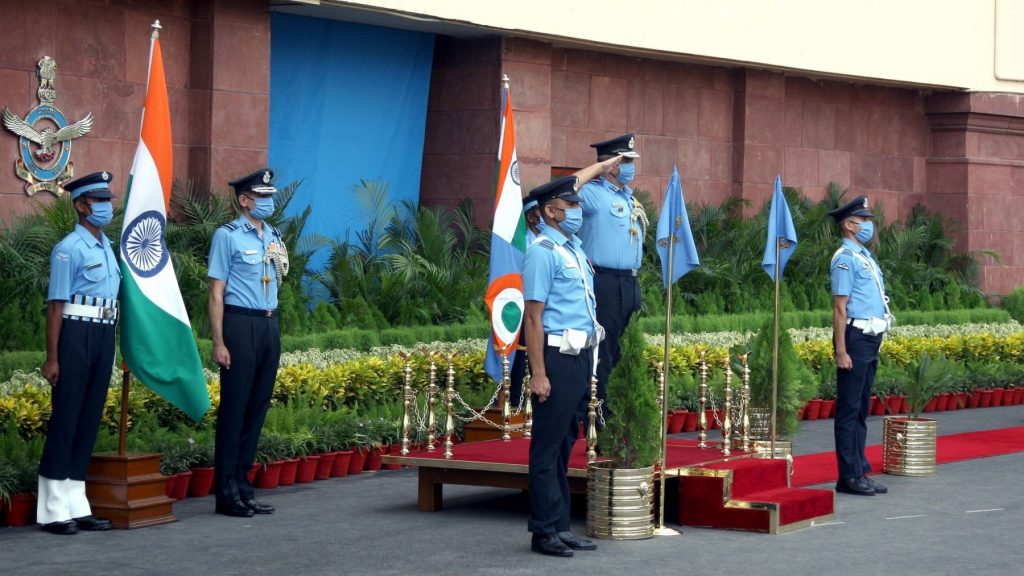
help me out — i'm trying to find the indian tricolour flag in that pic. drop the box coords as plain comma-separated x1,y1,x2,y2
483,81,527,383
118,24,209,422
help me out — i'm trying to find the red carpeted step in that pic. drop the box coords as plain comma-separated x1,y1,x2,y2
680,459,835,534
702,458,788,497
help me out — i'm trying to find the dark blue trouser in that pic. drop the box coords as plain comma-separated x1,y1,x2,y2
528,345,592,535
215,311,280,505
834,325,883,480
594,273,641,422
39,320,116,481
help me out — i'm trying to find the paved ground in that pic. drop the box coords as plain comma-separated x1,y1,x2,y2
2,405,1021,576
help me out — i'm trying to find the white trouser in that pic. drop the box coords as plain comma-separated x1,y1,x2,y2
37,476,92,524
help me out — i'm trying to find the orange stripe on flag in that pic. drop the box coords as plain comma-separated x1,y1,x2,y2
496,96,515,202
140,38,173,209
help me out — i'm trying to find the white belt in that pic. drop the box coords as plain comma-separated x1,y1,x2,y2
63,302,119,321
847,317,885,335
547,332,597,349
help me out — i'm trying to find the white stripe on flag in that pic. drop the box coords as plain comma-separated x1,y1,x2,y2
124,141,191,325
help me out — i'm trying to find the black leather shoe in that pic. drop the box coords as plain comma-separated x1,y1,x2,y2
72,515,112,531
557,531,597,551
531,533,573,557
243,499,275,514
41,520,78,535
215,501,255,517
835,477,875,496
862,476,888,494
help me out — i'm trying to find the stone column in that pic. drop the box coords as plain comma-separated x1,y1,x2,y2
925,93,1024,296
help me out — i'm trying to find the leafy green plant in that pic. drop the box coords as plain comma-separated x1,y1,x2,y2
743,316,817,437
0,459,16,504
904,352,956,418
598,321,661,469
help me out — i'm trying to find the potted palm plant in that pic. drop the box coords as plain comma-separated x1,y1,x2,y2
588,321,661,540
882,352,953,476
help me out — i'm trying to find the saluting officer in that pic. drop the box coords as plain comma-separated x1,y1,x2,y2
208,168,289,517
829,196,892,497
522,156,621,558
38,172,120,535
577,134,646,423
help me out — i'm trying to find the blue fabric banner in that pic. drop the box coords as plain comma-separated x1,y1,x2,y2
269,14,434,267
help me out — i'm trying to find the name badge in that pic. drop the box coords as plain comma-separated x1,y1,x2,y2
244,249,258,255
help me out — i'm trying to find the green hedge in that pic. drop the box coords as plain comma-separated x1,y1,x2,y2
1,308,1009,381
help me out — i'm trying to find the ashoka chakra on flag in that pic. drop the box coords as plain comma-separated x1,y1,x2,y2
121,210,169,278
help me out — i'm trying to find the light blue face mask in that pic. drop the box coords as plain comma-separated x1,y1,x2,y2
855,220,874,243
616,162,636,185
248,196,275,220
86,201,113,228
560,207,583,235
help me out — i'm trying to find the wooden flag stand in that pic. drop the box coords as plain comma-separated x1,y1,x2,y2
86,366,177,529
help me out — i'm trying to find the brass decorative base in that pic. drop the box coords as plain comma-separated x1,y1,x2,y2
882,416,936,476
587,461,655,540
86,452,177,529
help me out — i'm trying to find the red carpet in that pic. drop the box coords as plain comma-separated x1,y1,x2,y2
404,437,740,472
791,425,1024,487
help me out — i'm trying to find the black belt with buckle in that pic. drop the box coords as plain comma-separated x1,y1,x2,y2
593,265,639,277
225,304,277,318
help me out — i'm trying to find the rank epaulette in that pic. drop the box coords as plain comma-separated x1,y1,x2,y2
538,238,555,250
220,221,240,231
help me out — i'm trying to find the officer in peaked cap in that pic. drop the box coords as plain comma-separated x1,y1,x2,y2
208,168,288,518
577,133,646,425
37,172,120,535
521,155,621,558
508,195,545,403
828,195,892,497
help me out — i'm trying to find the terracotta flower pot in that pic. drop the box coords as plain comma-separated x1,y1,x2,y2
979,390,993,407
1001,388,1016,406
1016,388,1024,404
968,390,982,408
296,455,320,483
331,450,354,477
923,396,938,412
172,470,192,500
278,458,299,486
820,399,836,418
189,466,215,497
667,411,685,434
247,463,260,484
900,396,910,414
991,388,1005,406
364,446,385,472
957,392,970,410
886,396,902,415
5,493,37,527
683,411,699,433
315,452,338,480
254,461,282,490
382,445,403,470
871,396,887,415
797,405,807,420
805,399,823,420
347,448,367,475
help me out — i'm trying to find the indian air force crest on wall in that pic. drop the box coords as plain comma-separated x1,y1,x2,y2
2,56,93,196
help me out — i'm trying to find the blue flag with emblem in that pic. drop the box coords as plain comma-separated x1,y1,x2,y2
656,165,699,288
761,175,798,280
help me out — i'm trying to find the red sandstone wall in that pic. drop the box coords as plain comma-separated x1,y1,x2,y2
0,0,269,222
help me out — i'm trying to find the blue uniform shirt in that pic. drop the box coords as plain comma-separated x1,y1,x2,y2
48,224,121,302
208,216,283,310
578,177,643,270
523,222,597,335
831,238,886,319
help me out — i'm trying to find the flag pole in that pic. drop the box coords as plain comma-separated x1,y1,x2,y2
655,220,680,537
770,238,782,457
118,364,131,456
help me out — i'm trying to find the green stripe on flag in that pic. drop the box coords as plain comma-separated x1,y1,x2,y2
119,268,210,422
